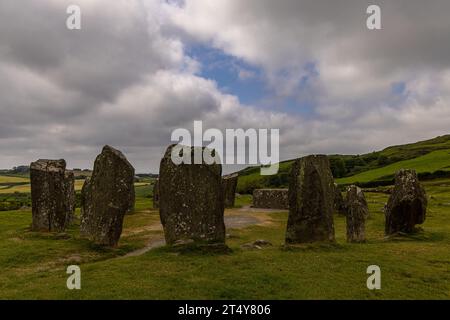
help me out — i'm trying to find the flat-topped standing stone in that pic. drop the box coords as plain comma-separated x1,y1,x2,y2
80,145,135,246
385,169,427,235
30,159,73,232
334,183,347,215
65,171,76,225
345,185,368,242
253,189,289,209
153,179,159,209
159,145,225,245
286,155,335,244
222,173,238,208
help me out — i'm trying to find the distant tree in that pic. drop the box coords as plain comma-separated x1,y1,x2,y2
329,157,346,178
377,155,390,166
11,165,30,174
354,156,366,166
267,172,289,187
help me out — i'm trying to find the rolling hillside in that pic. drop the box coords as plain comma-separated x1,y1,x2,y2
337,149,450,185
237,134,450,193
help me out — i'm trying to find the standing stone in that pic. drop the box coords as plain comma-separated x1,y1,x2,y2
222,173,238,208
30,159,73,232
253,189,289,209
80,145,135,246
385,169,427,235
345,185,368,242
159,145,225,245
127,181,135,214
65,171,76,225
286,155,335,244
153,179,159,209
80,176,90,217
334,183,347,215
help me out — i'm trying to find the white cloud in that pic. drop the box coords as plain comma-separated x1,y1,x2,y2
1,0,450,173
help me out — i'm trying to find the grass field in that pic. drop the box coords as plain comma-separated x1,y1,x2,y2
337,149,450,185
0,175,29,183
0,178,86,194
0,179,448,299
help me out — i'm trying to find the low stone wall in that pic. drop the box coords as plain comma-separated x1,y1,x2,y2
253,189,289,210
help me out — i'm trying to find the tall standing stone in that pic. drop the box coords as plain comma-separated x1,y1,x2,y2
80,176,90,217
159,145,225,245
65,171,76,225
30,159,74,232
222,173,238,208
334,183,347,215
80,145,135,246
286,155,335,244
153,179,159,209
385,169,427,235
345,185,368,242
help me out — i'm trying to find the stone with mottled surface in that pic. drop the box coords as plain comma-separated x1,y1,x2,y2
30,159,74,232
222,173,238,208
253,189,289,210
345,185,368,242
80,145,135,246
286,155,335,244
385,169,427,235
159,145,225,245
153,179,159,209
334,183,347,215
65,171,76,225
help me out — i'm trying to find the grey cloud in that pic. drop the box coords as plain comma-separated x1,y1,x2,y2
1,0,450,173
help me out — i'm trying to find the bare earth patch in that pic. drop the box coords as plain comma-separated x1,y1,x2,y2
121,207,276,257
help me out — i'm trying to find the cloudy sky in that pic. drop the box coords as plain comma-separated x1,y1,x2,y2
1,0,450,173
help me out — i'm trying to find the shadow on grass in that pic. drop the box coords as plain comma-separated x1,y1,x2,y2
158,242,233,256
281,242,346,252
384,229,447,243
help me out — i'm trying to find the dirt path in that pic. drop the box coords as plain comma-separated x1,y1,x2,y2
237,205,288,213
122,208,275,258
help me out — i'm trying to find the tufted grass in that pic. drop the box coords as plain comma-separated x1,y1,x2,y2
0,179,449,299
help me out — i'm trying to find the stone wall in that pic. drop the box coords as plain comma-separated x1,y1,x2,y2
253,189,289,210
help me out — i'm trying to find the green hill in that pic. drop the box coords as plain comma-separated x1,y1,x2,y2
236,134,450,193
337,149,450,185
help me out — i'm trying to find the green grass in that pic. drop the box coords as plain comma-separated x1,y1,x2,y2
134,182,154,211
0,184,31,194
0,175,29,183
0,180,85,194
0,180,448,299
380,134,450,158
337,149,450,185
234,194,253,208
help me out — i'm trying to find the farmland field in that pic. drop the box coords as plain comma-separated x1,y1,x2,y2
0,177,86,194
0,175,29,183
